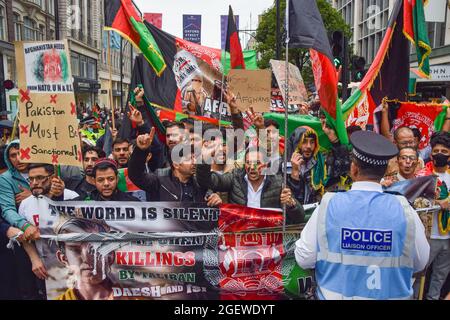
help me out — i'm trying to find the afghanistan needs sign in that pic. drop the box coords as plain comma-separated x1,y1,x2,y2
15,40,82,167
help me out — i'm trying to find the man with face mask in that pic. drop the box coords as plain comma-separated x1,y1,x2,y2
182,74,208,116
415,132,450,300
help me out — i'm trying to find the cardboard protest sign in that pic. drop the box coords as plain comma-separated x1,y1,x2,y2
270,59,308,105
15,40,82,167
227,69,271,112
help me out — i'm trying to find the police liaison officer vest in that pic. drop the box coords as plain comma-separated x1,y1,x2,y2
315,191,416,300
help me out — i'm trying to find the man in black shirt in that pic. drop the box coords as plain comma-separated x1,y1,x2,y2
75,159,139,202
68,146,105,200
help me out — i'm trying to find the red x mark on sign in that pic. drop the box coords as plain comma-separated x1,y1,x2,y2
19,89,31,103
71,102,76,115
20,148,31,160
50,95,57,104
51,154,59,165
20,125,29,134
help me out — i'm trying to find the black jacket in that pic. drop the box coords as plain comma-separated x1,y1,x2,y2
74,189,141,202
129,147,207,202
196,164,305,224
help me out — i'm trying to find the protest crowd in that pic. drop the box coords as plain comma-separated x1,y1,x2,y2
0,0,449,301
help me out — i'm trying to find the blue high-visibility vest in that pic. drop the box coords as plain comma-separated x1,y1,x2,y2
315,191,416,300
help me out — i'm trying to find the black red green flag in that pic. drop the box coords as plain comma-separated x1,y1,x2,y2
104,0,166,76
225,6,245,70
288,0,347,145
403,0,431,78
118,21,258,139
342,0,415,125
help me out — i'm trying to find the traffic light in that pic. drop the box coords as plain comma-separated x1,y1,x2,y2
351,56,367,82
330,31,345,68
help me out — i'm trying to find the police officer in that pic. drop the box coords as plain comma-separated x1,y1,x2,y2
295,130,430,300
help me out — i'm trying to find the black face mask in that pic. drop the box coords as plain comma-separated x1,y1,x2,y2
433,153,450,168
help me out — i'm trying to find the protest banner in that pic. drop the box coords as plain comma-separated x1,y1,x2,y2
15,41,82,167
270,88,300,114
270,59,308,105
183,15,202,44
373,101,445,149
144,13,163,29
227,70,271,113
37,200,311,300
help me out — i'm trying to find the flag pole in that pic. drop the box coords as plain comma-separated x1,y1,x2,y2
108,31,116,131
9,112,19,144
283,0,290,233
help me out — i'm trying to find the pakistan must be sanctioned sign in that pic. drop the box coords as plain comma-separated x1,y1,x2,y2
15,40,82,167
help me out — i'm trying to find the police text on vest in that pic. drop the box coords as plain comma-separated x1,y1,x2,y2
341,228,392,252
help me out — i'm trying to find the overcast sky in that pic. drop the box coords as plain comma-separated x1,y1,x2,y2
133,0,275,48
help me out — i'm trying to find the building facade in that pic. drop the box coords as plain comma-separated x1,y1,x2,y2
330,0,450,98
0,0,134,119
0,0,57,119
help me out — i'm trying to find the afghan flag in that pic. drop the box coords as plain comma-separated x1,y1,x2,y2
403,0,431,78
117,168,141,193
342,0,421,125
225,6,245,70
104,0,166,76
374,101,446,149
263,113,333,153
288,0,348,145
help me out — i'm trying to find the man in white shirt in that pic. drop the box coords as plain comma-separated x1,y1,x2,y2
196,147,304,224
18,163,78,282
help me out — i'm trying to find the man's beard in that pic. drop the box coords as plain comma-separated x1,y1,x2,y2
85,167,95,177
31,185,51,197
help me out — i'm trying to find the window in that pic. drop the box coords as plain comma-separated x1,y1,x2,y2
6,56,16,85
358,0,389,64
337,0,354,43
14,13,21,41
80,55,87,78
71,54,80,77
47,0,55,15
39,25,45,41
31,0,43,7
87,58,97,79
23,17,37,41
0,6,5,41
87,0,92,45
427,22,446,49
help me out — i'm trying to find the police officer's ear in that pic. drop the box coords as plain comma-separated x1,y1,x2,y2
350,161,359,181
